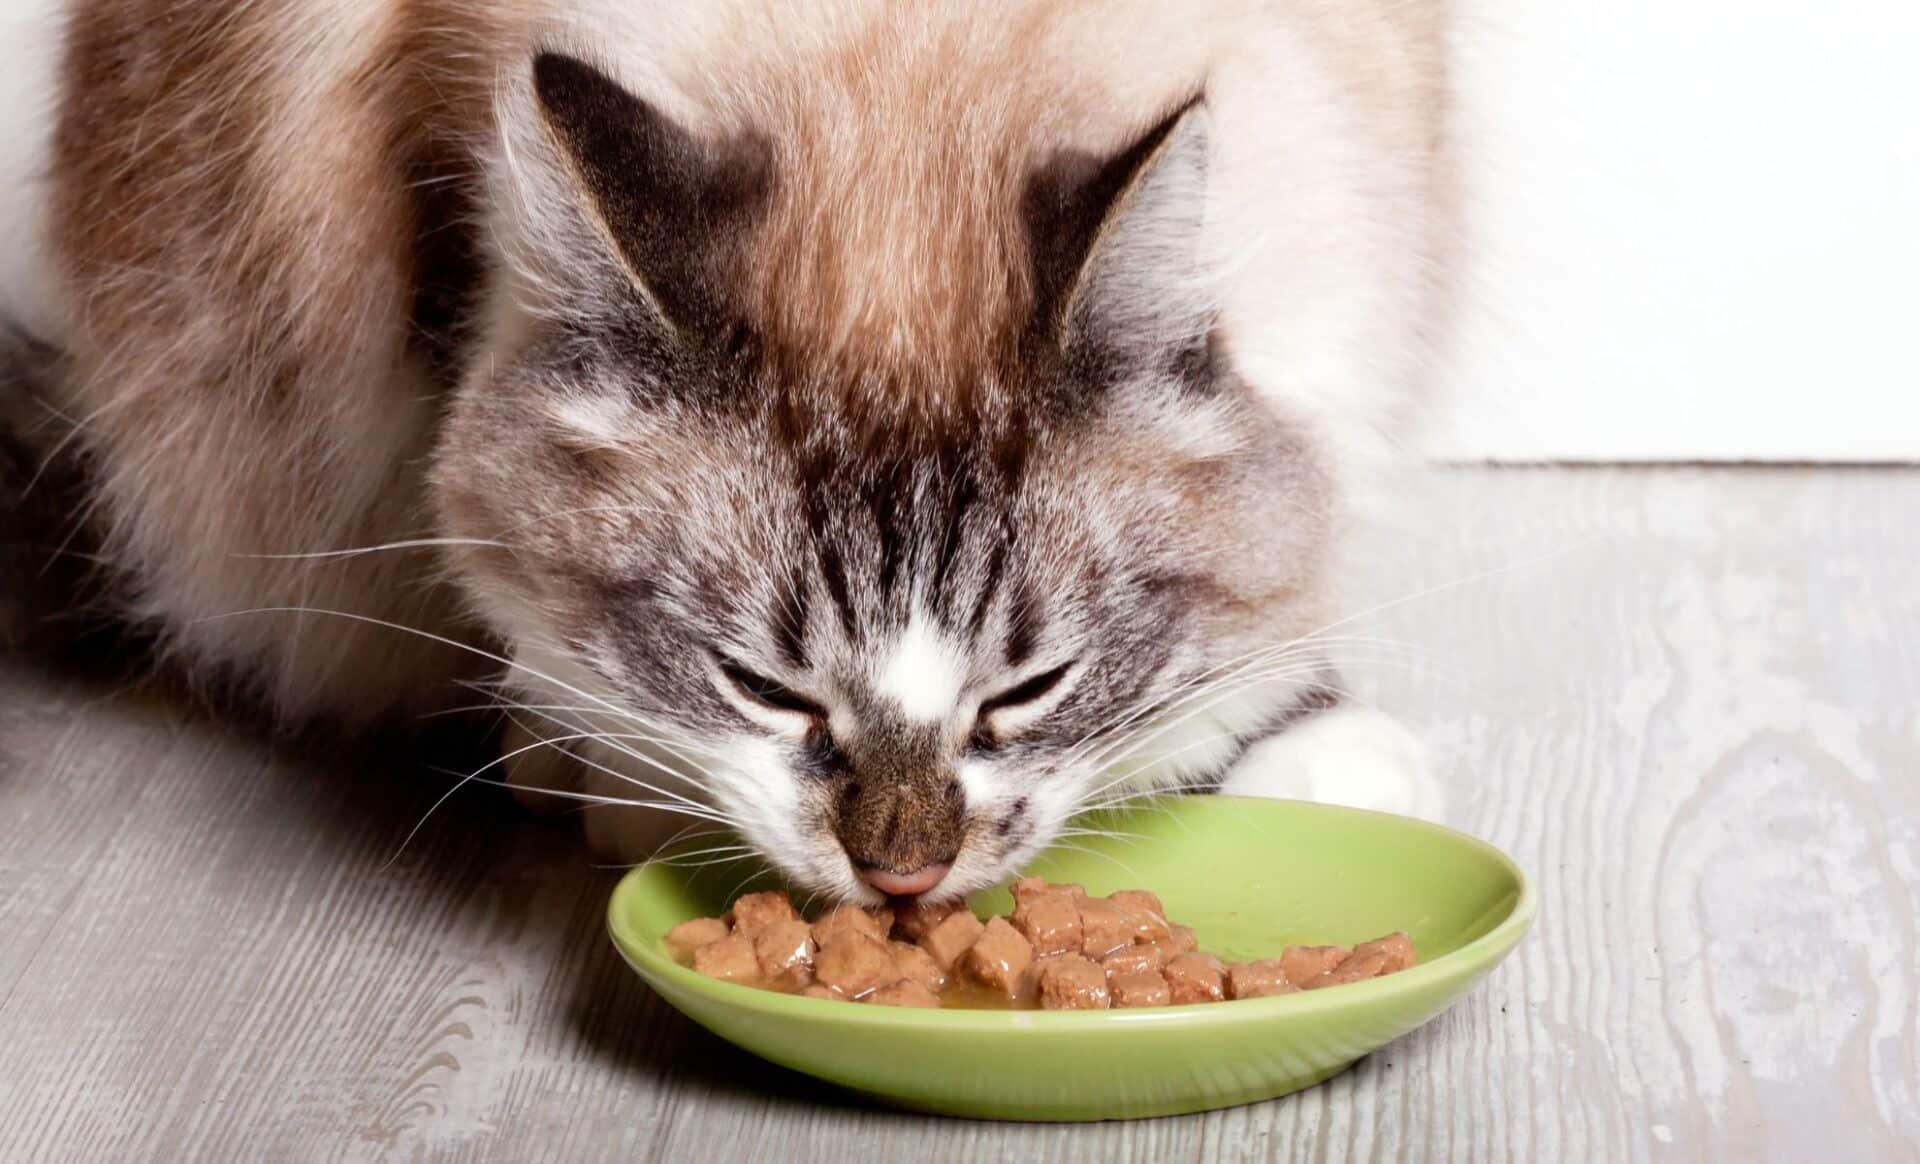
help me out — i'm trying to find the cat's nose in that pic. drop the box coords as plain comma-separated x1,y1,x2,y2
858,861,952,897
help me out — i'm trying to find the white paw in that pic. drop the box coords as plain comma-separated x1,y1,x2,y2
1216,705,1446,821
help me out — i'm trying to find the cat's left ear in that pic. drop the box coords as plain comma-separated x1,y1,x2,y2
495,51,772,339
1022,99,1215,379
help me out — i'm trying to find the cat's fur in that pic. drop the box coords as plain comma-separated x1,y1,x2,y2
3,0,1452,901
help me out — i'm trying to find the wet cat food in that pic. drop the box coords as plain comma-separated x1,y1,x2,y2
666,877,1417,1011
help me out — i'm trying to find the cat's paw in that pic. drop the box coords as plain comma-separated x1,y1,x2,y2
579,774,697,866
499,719,581,815
1216,705,1445,821
499,722,696,865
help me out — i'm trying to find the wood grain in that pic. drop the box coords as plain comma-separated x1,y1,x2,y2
2,466,1914,1161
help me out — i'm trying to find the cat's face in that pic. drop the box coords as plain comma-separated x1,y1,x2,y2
431,55,1335,902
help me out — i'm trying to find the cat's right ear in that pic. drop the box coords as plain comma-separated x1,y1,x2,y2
495,52,773,339
1020,99,1215,381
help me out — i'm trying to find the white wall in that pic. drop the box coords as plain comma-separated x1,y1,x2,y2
1429,1,1920,463
0,0,62,342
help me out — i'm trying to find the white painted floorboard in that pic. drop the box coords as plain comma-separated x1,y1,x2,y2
2,466,1914,1161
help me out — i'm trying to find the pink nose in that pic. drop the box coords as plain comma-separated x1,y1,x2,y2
860,862,952,897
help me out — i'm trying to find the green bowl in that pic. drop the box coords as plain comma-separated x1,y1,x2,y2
607,796,1535,1121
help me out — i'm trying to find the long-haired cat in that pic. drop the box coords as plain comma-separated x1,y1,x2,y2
2,0,1449,902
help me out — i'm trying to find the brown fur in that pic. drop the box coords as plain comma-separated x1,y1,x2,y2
46,0,534,720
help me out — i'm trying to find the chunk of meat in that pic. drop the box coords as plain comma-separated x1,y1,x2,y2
888,941,946,992
813,931,902,998
865,979,942,1008
800,983,843,1001
1163,952,1226,1004
963,917,1035,997
1350,931,1418,973
1161,924,1199,954
752,918,816,991
727,891,799,935
1012,892,1083,956
1145,924,1198,963
1010,875,1052,903
1109,970,1173,1008
691,934,760,984
891,898,962,942
917,909,986,971
1110,889,1173,943
1306,949,1394,989
664,917,729,960
811,904,894,948
1011,877,1085,907
1101,944,1166,977
1075,897,1135,958
1225,959,1298,1000
1010,878,1081,937
1036,955,1111,1010
1281,944,1351,987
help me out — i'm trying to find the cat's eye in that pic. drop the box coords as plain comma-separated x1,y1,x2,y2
719,660,826,719
978,661,1075,717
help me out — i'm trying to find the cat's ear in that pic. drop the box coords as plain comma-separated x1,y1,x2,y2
1021,99,1214,374
499,52,772,337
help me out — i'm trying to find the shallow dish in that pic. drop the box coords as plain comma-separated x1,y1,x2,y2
607,796,1535,1121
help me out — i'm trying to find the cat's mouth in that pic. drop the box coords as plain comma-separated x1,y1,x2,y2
858,860,955,898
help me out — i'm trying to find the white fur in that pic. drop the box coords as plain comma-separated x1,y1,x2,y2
1217,705,1445,821
873,608,967,722
943,753,1082,903
546,391,635,449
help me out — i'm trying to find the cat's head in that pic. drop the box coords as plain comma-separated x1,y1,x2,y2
432,54,1337,902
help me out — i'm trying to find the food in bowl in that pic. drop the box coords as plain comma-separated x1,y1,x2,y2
663,877,1417,1010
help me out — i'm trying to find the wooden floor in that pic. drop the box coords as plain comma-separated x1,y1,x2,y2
3,466,1915,1162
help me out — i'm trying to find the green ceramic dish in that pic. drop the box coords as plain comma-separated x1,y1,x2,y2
607,796,1535,1121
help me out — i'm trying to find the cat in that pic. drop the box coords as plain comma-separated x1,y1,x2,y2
2,0,1451,903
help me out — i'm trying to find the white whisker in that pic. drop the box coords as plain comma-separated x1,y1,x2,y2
235,536,509,561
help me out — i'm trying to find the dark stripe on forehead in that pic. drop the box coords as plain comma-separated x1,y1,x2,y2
772,563,811,667
929,463,979,622
796,451,861,642
966,535,1007,637
870,457,910,601
1003,583,1042,667
816,540,859,641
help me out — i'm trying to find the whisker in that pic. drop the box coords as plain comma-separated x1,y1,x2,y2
1078,659,1329,774
1067,660,1361,808
491,700,726,789
514,730,711,809
410,766,737,819
1081,651,1434,778
722,866,769,904
463,677,721,779
1070,638,1429,778
1037,840,1148,886
196,606,655,744
538,738,727,821
234,536,510,561
1282,539,1604,654
603,844,758,873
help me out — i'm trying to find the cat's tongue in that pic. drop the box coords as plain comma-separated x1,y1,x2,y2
862,863,951,897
